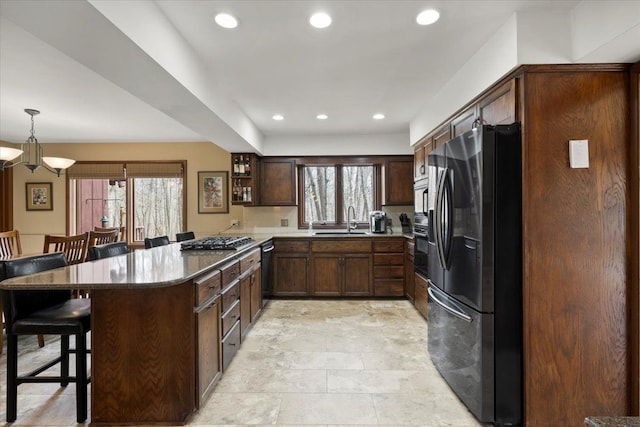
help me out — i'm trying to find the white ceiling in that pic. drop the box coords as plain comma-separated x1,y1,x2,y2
0,0,638,155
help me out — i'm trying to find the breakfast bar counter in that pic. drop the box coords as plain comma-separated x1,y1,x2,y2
0,239,271,426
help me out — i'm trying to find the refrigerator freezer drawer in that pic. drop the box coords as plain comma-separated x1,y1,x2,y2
427,285,494,423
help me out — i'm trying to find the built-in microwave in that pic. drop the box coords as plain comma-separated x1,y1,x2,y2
414,179,428,227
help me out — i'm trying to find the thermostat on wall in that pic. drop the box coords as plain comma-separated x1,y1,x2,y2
569,139,589,169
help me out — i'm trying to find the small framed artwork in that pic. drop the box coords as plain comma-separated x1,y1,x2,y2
26,182,53,211
198,171,229,214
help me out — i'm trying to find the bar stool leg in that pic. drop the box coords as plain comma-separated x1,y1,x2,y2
60,335,70,387
6,333,18,422
75,331,88,423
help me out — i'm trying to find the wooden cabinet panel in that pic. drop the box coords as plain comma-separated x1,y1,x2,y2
451,106,477,137
414,142,428,180
221,320,240,372
221,299,240,337
196,295,221,407
432,124,452,149
239,274,251,339
478,79,517,125
404,242,415,304
373,279,404,296
343,254,372,296
372,240,404,253
311,254,342,296
384,158,413,205
312,240,371,253
414,273,428,319
260,158,296,206
274,239,309,252
239,248,260,273
194,269,220,307
523,69,629,425
220,261,240,288
221,281,240,312
273,253,309,296
250,266,262,323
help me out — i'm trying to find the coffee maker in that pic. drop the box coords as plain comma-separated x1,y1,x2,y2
369,211,387,234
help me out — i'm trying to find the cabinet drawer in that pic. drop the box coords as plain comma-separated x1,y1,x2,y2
221,280,240,312
374,253,404,266
194,269,221,307
240,248,260,274
372,240,404,252
374,265,405,278
275,239,309,253
374,279,405,296
311,240,371,253
222,319,240,372
221,299,240,337
220,261,240,288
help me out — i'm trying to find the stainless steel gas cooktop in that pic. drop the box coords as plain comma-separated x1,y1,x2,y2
180,236,254,251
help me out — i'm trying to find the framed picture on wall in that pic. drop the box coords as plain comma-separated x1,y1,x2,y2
198,171,229,214
26,182,53,211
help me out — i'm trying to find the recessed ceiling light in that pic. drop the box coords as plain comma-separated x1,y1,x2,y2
215,13,238,29
272,114,284,121
416,9,440,26
316,114,328,120
373,113,385,120
310,12,332,29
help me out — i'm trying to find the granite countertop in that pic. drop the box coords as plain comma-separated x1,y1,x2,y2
0,231,415,291
0,237,271,291
585,417,640,427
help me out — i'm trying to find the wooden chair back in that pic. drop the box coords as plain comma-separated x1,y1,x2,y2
0,230,22,258
94,226,126,241
88,229,120,248
43,233,89,265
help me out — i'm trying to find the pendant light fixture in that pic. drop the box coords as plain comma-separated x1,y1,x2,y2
0,108,75,176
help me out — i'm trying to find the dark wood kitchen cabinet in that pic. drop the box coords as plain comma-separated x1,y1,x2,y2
311,240,372,296
239,248,261,340
414,124,450,181
230,153,259,205
414,272,428,320
404,239,415,303
413,64,633,425
383,158,413,205
259,158,296,206
372,238,405,296
272,239,310,296
194,269,222,407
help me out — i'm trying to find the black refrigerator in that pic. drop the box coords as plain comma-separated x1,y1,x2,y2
426,124,522,426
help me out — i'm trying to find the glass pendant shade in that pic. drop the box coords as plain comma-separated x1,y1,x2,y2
0,147,23,162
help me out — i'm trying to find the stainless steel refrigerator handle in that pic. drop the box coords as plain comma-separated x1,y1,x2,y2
441,171,453,269
262,246,275,253
427,285,473,323
434,170,447,268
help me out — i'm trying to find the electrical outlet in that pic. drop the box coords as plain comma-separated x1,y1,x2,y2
231,219,240,227
281,219,289,227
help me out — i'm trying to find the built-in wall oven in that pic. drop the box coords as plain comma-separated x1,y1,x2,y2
414,179,429,278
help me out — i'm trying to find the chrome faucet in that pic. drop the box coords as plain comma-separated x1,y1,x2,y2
347,205,357,233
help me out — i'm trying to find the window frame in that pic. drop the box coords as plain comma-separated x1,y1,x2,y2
297,156,381,230
66,160,187,247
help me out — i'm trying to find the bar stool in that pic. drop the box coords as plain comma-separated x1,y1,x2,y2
1,252,91,423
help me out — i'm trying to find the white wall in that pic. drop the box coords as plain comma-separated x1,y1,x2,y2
263,132,412,156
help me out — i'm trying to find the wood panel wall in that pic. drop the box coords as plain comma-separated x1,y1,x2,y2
0,169,13,231
631,63,640,415
522,69,630,425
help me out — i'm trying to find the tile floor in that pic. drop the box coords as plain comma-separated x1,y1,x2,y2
0,299,484,426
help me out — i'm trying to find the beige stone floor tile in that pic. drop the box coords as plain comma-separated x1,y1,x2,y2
373,393,483,426
190,392,281,425
361,351,431,371
214,368,327,393
327,369,423,394
287,351,364,370
277,393,378,425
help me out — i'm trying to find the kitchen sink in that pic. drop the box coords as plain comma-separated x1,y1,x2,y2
312,231,370,236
